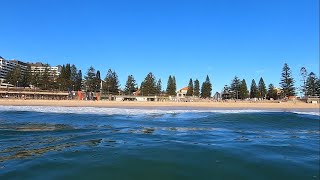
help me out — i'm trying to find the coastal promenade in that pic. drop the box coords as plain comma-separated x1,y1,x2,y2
0,88,69,100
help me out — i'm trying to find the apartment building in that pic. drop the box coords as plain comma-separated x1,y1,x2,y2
29,62,61,78
0,56,28,81
0,56,61,83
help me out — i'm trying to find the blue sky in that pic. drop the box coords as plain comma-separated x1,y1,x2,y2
1,0,319,94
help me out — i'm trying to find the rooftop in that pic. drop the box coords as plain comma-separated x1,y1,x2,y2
180,87,189,91
29,62,46,67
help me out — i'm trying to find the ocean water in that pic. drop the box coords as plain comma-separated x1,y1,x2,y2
0,106,319,180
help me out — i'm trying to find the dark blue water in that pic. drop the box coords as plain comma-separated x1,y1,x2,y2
0,106,319,180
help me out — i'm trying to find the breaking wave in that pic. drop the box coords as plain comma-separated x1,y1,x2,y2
292,111,320,116
0,105,318,116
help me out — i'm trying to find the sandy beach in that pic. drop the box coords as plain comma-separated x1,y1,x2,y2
0,99,318,109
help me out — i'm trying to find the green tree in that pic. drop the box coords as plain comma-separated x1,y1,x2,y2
103,69,120,95
57,64,72,91
70,64,77,81
124,75,137,95
141,72,157,96
200,75,212,98
166,76,172,95
267,84,278,100
300,67,308,97
239,79,249,99
166,75,176,96
110,70,120,94
65,64,72,89
74,70,82,91
40,64,51,90
258,77,267,99
140,81,145,96
21,65,32,87
280,63,295,97
56,64,78,91
5,65,22,86
156,79,162,95
57,65,66,90
222,85,232,99
250,79,259,98
230,76,241,99
32,71,41,89
186,78,194,96
84,66,96,92
194,79,200,97
95,70,101,91
172,76,177,95
305,72,318,96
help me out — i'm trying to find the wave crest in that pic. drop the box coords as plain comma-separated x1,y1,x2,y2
0,106,318,116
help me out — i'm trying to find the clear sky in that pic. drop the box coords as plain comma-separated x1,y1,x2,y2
1,0,319,94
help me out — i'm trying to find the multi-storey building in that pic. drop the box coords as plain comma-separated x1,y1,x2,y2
0,56,28,82
29,62,61,78
0,56,61,83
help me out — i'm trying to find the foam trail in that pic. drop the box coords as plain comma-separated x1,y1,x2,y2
292,111,320,116
0,105,272,115
0,105,318,116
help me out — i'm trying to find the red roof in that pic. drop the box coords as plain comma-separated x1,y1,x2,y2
180,87,188,91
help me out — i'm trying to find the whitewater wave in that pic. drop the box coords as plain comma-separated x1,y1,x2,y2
0,106,318,116
292,111,320,116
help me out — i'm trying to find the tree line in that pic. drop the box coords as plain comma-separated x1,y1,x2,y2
222,63,320,100
3,63,214,97
5,64,82,91
80,66,214,97
4,62,319,98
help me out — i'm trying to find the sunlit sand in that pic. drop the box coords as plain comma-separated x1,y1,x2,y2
0,99,317,109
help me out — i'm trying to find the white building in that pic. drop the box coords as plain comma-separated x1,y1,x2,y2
0,56,28,82
213,92,221,100
177,87,188,98
0,56,61,83
29,62,61,78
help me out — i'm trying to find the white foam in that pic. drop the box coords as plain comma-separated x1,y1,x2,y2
1,106,318,116
292,111,320,116
0,105,274,115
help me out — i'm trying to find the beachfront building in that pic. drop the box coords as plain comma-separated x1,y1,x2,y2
29,62,61,79
0,56,28,82
213,92,221,101
0,82,14,89
177,87,188,98
274,87,284,98
0,89,69,100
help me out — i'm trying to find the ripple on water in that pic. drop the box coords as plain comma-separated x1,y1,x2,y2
0,107,319,180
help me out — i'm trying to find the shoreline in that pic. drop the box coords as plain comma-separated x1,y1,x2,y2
0,99,318,110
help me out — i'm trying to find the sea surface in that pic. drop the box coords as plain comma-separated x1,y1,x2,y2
0,106,319,180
